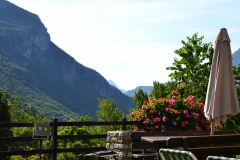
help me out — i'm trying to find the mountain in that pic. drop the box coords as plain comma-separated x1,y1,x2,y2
107,80,126,93
232,48,240,67
125,82,168,97
0,0,136,121
125,86,153,97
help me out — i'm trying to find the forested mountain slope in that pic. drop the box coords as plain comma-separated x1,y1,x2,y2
0,0,135,121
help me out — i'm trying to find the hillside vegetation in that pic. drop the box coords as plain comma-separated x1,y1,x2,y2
0,0,136,121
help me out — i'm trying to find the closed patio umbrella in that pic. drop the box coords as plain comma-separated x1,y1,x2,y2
204,28,240,135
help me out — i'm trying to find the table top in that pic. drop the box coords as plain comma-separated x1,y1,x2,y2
141,133,239,144
141,136,185,143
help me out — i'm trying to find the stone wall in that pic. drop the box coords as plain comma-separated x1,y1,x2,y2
106,130,133,160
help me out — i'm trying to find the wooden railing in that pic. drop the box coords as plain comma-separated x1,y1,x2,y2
0,117,143,160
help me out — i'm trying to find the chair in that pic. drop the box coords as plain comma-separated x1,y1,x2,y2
159,148,198,160
207,156,240,160
159,149,240,160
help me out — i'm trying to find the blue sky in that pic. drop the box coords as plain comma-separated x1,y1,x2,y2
8,0,240,91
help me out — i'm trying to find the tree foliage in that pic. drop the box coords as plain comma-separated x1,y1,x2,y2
96,97,124,132
166,32,240,133
166,32,214,102
149,81,166,100
133,89,148,110
0,92,12,152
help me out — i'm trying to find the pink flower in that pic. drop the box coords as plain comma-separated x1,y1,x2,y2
131,113,135,118
155,117,161,122
165,107,170,112
150,97,153,101
193,112,199,119
140,117,143,120
183,109,188,115
142,105,145,110
200,103,204,108
144,101,148,104
206,125,210,130
195,126,202,131
172,122,177,126
197,99,201,102
148,106,152,110
172,91,177,96
141,129,144,131
195,123,199,126
193,104,196,106
145,113,148,118
161,130,165,132
172,104,176,108
146,127,149,129
172,96,177,100
201,119,204,123
182,123,186,128
152,118,157,123
184,121,189,125
151,99,156,103
174,111,178,115
158,113,160,116
163,117,167,122
150,110,154,114
151,127,153,130
168,104,172,108
162,125,165,129
155,125,159,128
215,122,221,127
158,98,163,100
189,107,192,110
184,99,188,102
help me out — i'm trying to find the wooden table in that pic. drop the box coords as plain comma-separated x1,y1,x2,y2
141,133,240,160
141,136,188,160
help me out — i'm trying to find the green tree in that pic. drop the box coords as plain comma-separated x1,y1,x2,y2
166,32,214,102
133,89,148,110
0,92,12,153
149,81,166,99
96,97,124,132
166,31,240,133
56,116,97,160
164,81,179,99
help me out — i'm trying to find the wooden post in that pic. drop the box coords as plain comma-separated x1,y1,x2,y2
121,117,126,131
52,118,58,160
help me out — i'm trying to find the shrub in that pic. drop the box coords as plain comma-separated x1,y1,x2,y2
130,91,211,132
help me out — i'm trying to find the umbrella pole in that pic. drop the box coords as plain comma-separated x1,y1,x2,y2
210,120,214,135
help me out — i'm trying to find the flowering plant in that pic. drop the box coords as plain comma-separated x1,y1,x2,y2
130,91,211,132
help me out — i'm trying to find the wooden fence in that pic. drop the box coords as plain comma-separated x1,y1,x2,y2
0,117,143,159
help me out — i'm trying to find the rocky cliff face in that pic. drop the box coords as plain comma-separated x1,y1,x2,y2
0,0,135,121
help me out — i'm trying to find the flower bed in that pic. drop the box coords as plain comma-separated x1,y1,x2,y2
131,91,211,132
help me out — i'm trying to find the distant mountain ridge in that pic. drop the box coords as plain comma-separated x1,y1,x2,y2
107,80,126,93
0,0,136,121
124,82,167,97
232,48,240,67
124,86,153,97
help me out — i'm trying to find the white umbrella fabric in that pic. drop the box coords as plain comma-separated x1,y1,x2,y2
204,28,240,135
